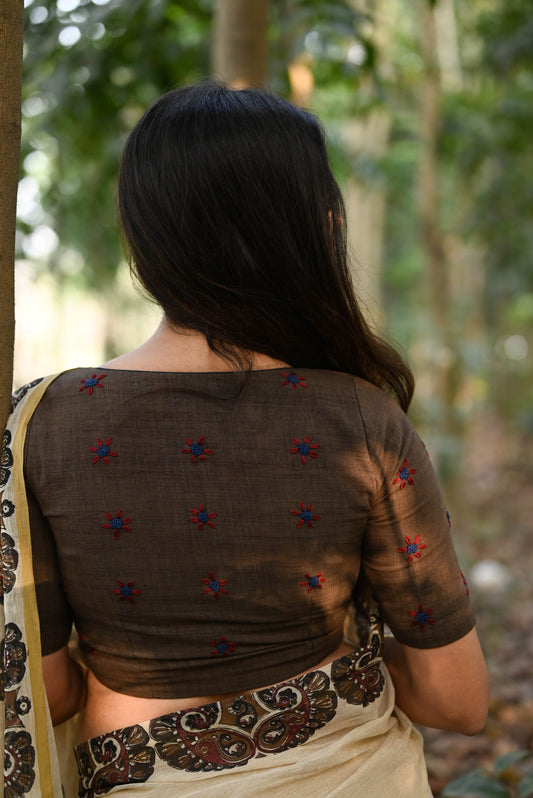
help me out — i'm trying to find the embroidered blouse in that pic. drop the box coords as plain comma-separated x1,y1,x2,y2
24,367,475,698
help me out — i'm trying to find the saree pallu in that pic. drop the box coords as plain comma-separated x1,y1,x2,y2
1,376,432,797
2,375,65,797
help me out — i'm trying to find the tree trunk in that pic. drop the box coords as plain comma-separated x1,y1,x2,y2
342,0,396,330
0,0,24,430
434,0,463,92
212,0,270,88
419,0,448,331
417,0,462,476
343,111,391,332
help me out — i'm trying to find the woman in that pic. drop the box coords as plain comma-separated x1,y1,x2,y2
1,82,488,797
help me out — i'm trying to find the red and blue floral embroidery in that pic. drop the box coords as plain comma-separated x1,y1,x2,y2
281,372,307,390
301,572,325,593
393,459,415,489
103,510,131,540
183,436,213,463
80,634,97,654
409,605,434,629
290,436,319,464
79,374,106,394
397,534,426,563
89,438,118,464
113,580,141,603
190,504,217,531
291,503,320,529
201,572,228,599
210,636,236,657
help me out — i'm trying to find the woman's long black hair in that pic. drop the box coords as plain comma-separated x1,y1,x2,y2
118,81,414,411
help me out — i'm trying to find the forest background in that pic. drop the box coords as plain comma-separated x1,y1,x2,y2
6,0,533,794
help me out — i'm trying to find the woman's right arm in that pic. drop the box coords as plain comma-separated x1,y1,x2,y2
357,387,489,734
384,626,489,735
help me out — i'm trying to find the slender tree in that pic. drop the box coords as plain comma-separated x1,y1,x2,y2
343,0,397,329
212,0,270,87
0,0,24,430
419,0,448,331
417,0,463,465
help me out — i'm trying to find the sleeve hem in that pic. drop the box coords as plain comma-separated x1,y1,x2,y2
390,612,476,651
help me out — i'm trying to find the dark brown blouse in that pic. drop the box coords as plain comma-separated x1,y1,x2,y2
24,367,475,698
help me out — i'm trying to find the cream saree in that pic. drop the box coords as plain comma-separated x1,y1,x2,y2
1,376,432,798
1,375,68,796
73,658,431,798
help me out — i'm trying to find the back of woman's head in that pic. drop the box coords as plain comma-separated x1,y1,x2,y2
119,80,413,410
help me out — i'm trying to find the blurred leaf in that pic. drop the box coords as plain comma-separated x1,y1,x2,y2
441,769,511,798
493,750,531,777
519,774,533,798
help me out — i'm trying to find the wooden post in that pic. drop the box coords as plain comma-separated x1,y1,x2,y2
0,0,24,429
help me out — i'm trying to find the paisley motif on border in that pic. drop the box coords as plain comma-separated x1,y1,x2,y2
75,724,155,798
331,621,384,706
149,668,337,773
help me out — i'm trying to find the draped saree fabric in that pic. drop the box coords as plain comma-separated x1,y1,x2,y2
73,656,432,798
1,375,433,797
1,374,67,797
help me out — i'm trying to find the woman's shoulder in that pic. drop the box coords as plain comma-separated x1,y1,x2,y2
345,373,416,454
10,369,87,412
14,367,96,393
301,368,404,418
12,368,108,426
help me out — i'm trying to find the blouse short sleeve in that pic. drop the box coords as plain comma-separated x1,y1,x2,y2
26,484,74,656
356,382,476,649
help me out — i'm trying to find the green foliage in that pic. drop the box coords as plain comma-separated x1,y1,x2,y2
520,776,533,798
376,0,533,431
448,1,533,424
21,0,378,287
21,0,213,285
441,750,533,798
478,0,533,76
270,0,377,116
20,0,533,430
